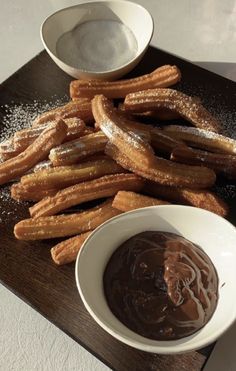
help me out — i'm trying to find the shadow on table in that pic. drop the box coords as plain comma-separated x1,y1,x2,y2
129,46,236,83
203,321,236,371
193,61,236,82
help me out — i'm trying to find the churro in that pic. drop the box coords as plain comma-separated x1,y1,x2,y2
105,142,216,189
82,126,96,135
12,118,85,151
0,138,14,152
92,95,156,167
112,191,170,212
32,99,93,126
14,200,121,240
150,128,184,154
171,146,236,180
119,103,180,121
29,173,144,218
33,160,53,172
49,131,108,166
0,120,67,185
11,183,58,202
114,113,152,142
59,118,86,141
0,118,85,162
20,158,124,190
51,231,92,265
70,65,181,99
94,113,152,142
0,139,21,161
140,109,180,121
124,89,221,132
163,125,236,154
143,181,229,217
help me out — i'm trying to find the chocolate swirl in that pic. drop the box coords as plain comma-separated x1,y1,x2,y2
103,231,218,340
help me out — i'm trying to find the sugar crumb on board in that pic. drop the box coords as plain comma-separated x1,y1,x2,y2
0,96,68,223
214,184,236,200
0,96,68,142
179,82,236,139
0,186,21,223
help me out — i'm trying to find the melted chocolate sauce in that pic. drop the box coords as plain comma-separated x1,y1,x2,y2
103,231,218,340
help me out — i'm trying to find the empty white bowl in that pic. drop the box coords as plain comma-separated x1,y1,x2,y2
41,1,154,80
75,205,236,354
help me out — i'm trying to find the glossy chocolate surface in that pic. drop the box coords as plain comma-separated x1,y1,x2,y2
104,231,218,340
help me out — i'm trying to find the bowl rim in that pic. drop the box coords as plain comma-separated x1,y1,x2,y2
75,204,236,354
40,0,154,75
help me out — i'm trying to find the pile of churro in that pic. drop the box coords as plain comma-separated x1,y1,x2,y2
1,64,235,266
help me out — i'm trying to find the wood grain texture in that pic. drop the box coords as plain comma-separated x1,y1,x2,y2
0,48,235,371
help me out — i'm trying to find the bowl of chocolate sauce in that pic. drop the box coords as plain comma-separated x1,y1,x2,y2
41,1,153,80
104,231,218,341
75,205,236,354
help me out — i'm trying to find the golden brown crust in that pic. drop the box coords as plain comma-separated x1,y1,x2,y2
92,95,156,168
60,118,86,141
119,103,180,121
20,158,124,190
0,119,85,162
81,126,96,136
49,131,108,166
112,191,170,212
32,99,93,126
70,65,181,99
150,128,185,154
14,200,121,240
11,183,58,202
0,120,67,185
96,114,183,154
139,109,180,121
124,89,221,132
113,111,152,143
29,173,144,218
51,231,92,265
163,125,236,154
105,142,216,189
32,160,53,172
143,182,229,217
0,139,22,161
171,146,236,180
95,110,152,142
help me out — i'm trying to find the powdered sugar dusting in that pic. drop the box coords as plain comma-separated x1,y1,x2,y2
0,186,23,223
178,81,236,138
0,97,68,222
14,123,49,142
50,140,86,156
166,125,236,144
0,96,68,143
214,184,236,200
33,160,53,172
126,88,220,132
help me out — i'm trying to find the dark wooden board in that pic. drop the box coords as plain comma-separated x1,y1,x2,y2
0,47,235,371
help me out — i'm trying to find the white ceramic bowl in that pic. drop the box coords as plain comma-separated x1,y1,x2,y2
76,205,236,354
41,1,153,80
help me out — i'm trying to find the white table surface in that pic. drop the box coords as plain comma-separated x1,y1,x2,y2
0,1,235,370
